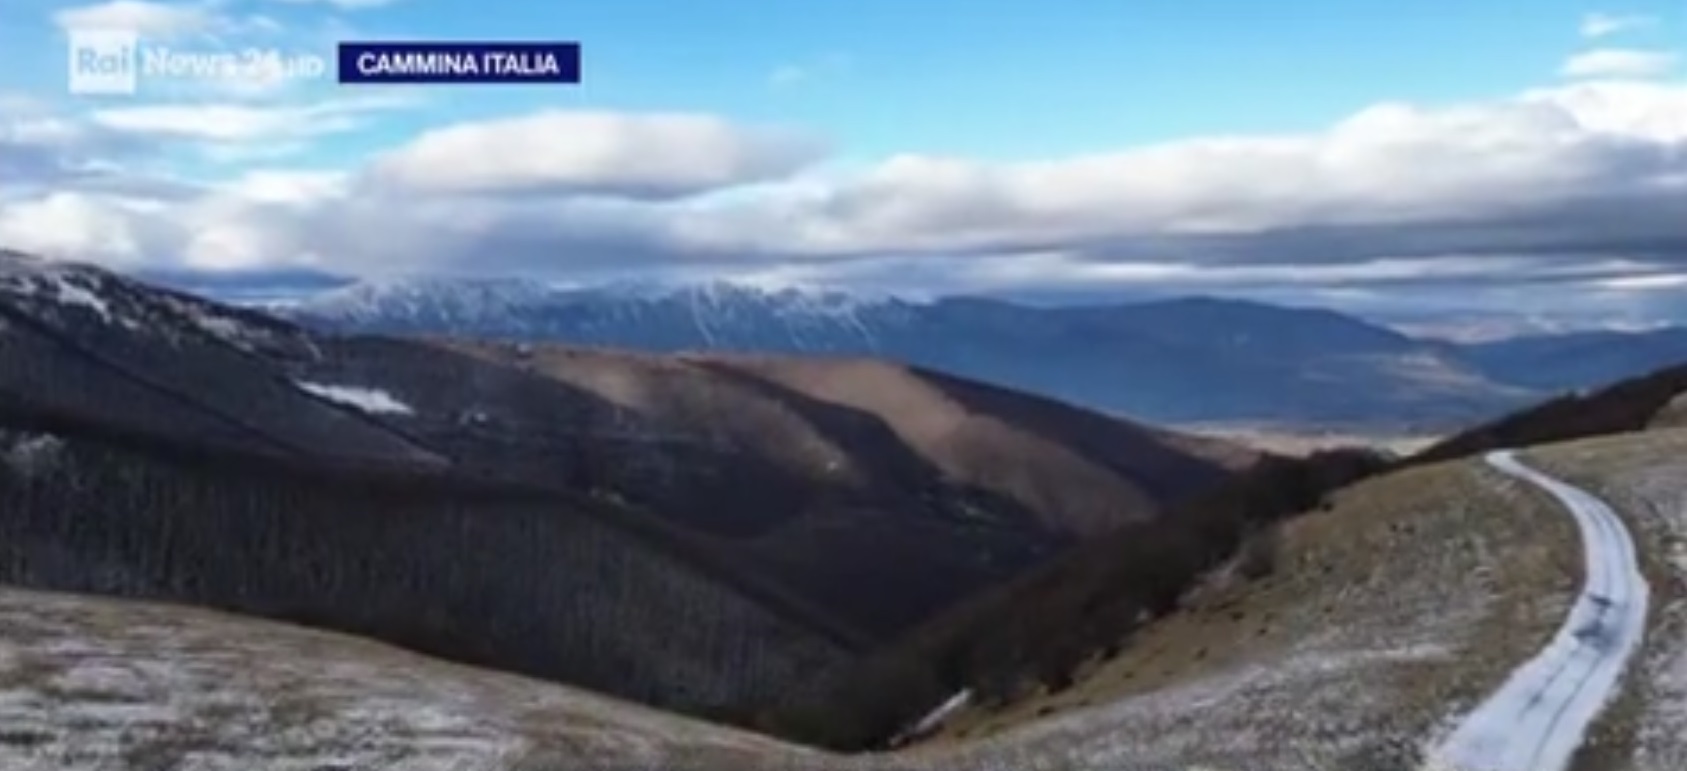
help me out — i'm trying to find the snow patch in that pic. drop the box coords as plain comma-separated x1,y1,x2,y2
892,689,972,746
3,433,64,477
294,381,414,415
961,639,1458,770
155,294,280,354
1608,453,1687,770
0,254,143,330
43,274,113,320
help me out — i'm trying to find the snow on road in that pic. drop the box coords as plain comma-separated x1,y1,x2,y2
1429,450,1652,771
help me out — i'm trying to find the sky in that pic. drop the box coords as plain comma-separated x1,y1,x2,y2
0,0,1684,331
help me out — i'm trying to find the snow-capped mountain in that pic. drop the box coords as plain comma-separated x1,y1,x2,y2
0,249,322,361
277,276,921,354
267,275,1552,429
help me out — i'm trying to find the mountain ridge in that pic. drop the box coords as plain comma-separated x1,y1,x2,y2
262,273,1687,430
0,249,1244,725
259,275,1562,429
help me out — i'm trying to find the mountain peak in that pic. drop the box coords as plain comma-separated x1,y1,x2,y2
0,250,133,328
0,248,315,359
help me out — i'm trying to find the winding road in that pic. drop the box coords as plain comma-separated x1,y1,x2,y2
1428,450,1652,771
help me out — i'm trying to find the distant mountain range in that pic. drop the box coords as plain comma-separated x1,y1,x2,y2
262,276,1687,430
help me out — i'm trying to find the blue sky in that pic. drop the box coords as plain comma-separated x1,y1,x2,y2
0,0,1684,332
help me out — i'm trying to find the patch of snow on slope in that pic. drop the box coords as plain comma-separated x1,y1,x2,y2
0,587,824,771
295,381,414,415
156,295,275,351
1534,434,1687,771
892,689,973,746
0,256,142,330
956,640,1458,770
1,431,63,477
1619,456,1687,771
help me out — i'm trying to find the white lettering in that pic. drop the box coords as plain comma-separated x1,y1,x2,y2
72,32,326,93
143,47,240,79
481,51,561,77
361,52,482,76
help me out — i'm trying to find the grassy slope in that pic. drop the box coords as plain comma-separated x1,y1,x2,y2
0,587,833,771
906,428,1687,770
10,429,1682,771
7,391,1685,770
904,454,1581,770
756,446,1388,751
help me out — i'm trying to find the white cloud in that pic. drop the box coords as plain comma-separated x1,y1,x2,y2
1595,273,1687,290
0,192,167,266
226,169,349,203
3,76,1686,320
646,81,1687,260
1561,48,1679,78
88,95,414,143
1580,12,1656,38
54,1,214,37
1,106,156,192
361,111,826,199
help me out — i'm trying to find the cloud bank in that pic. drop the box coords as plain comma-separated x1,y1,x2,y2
5,9,1686,326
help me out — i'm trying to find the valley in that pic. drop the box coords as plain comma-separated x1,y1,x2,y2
3,250,1686,770
6,415,1686,770
8,0,1685,766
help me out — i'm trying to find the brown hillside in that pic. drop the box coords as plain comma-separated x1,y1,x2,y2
695,353,1258,534
433,340,1253,637
759,446,1389,750
447,343,1254,536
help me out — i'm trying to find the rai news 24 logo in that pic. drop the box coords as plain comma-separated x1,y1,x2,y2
66,28,329,95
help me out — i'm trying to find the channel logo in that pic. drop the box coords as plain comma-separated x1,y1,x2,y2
67,28,139,95
66,28,329,97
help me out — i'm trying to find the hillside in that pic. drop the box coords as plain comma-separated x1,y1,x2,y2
0,586,838,771
0,415,863,728
833,379,1678,769
415,339,1251,634
756,447,1393,750
894,428,1684,770
14,422,1683,770
1409,361,1687,466
269,278,1547,430
765,357,1687,752
0,250,1253,725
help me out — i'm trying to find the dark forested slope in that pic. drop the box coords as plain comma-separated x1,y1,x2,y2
0,249,1251,729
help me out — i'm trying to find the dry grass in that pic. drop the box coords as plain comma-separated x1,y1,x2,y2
0,588,834,771
1647,394,1687,430
902,455,1582,769
6,430,1683,771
